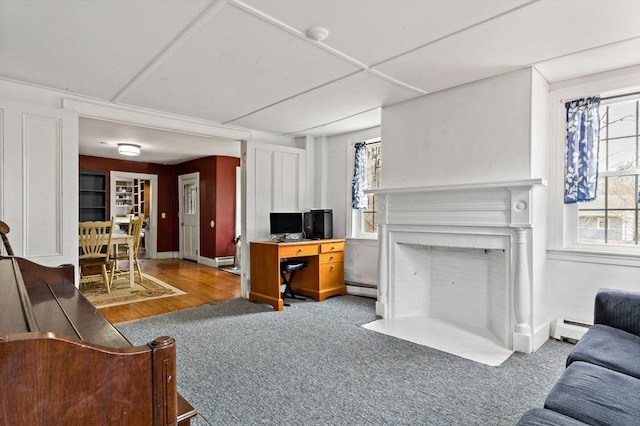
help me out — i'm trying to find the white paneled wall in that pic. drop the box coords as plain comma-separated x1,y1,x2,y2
0,98,78,267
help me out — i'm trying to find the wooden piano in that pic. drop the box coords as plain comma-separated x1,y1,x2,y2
0,256,197,425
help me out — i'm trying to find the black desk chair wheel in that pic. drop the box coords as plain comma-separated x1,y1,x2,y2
280,259,307,306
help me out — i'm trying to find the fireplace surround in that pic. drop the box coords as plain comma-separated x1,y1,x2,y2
367,179,548,357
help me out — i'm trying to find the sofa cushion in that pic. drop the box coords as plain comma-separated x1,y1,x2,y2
545,361,640,425
567,324,640,379
517,408,586,425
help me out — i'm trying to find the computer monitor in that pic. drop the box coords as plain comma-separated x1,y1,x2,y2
269,212,303,236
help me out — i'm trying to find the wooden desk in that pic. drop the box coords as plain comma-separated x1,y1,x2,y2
249,239,346,311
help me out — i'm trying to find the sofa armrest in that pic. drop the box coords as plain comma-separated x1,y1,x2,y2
594,288,640,337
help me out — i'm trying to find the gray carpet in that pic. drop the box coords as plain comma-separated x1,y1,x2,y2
116,296,573,425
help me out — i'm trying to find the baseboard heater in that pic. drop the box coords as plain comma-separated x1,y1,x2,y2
553,318,592,342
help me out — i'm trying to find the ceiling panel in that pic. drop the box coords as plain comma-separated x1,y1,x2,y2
0,0,211,100
228,71,420,135
375,0,640,92
79,118,240,165
122,4,360,124
240,0,530,66
536,37,640,83
302,109,381,138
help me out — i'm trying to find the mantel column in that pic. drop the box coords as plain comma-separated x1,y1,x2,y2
513,227,532,353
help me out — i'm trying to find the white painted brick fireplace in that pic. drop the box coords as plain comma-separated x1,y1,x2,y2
366,179,548,360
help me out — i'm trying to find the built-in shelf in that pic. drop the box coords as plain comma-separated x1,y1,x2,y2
79,172,107,221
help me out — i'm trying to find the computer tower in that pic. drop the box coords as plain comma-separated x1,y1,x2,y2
304,209,333,239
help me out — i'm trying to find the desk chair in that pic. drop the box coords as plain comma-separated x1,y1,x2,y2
0,220,15,256
280,259,307,306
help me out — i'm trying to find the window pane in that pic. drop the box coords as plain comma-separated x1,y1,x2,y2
579,178,606,209
362,212,377,234
578,210,605,243
607,175,637,209
607,210,637,244
603,137,637,171
604,100,637,139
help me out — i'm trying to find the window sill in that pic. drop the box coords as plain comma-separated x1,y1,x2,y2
547,248,640,267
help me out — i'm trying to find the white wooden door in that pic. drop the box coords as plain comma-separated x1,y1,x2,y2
0,98,78,267
179,173,199,261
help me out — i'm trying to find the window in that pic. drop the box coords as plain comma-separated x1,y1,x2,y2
576,95,639,246
352,139,381,237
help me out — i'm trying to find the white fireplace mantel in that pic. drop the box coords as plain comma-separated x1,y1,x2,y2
370,178,548,355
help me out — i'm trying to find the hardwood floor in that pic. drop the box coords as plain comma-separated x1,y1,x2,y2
99,258,241,324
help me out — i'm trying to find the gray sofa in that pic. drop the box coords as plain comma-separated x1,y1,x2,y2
518,288,640,425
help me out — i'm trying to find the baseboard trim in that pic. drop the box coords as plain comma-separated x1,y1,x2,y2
155,251,179,259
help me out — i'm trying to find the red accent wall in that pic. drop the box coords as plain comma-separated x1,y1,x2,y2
176,156,240,259
79,155,178,252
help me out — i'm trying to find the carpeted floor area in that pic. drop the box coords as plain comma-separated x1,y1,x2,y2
117,295,573,426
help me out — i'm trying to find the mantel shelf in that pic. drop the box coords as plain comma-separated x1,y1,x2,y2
366,178,547,195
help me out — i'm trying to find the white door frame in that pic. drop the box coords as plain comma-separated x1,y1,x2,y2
110,171,158,259
178,172,200,261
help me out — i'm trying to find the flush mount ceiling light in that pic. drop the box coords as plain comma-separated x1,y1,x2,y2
306,26,329,42
117,143,141,156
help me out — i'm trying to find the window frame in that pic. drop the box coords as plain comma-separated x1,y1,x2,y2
350,137,381,240
563,93,640,256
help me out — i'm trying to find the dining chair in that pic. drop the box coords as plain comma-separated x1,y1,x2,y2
0,220,15,256
112,215,145,284
78,219,114,293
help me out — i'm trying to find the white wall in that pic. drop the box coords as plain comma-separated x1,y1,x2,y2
314,126,381,287
382,68,535,188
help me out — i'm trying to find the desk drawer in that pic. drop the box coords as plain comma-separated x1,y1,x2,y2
280,244,318,258
320,242,344,253
319,262,344,287
320,252,344,263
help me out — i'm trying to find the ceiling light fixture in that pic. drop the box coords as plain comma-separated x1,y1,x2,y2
117,143,141,156
306,26,329,42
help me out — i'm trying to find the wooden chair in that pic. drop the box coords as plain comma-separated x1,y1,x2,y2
112,215,145,284
0,220,15,256
78,219,114,293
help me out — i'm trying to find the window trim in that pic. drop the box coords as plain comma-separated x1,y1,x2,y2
350,137,381,240
548,69,640,264
566,95,640,250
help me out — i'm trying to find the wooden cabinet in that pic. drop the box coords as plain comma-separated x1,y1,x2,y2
249,239,346,311
79,172,107,221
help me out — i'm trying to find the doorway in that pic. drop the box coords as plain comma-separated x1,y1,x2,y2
178,172,199,261
110,171,158,259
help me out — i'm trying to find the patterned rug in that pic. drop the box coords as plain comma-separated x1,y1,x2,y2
80,273,186,308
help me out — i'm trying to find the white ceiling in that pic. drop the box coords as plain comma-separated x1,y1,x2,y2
1,0,639,164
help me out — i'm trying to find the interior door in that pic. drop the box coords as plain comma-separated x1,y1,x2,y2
179,173,199,261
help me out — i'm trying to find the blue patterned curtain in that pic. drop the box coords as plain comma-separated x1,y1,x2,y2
352,142,368,209
564,96,601,204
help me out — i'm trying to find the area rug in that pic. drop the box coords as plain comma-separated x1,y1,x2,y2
80,273,186,308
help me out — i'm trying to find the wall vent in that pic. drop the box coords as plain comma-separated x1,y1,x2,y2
553,318,592,342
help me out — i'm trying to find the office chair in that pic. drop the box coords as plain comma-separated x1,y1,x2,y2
280,259,307,306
